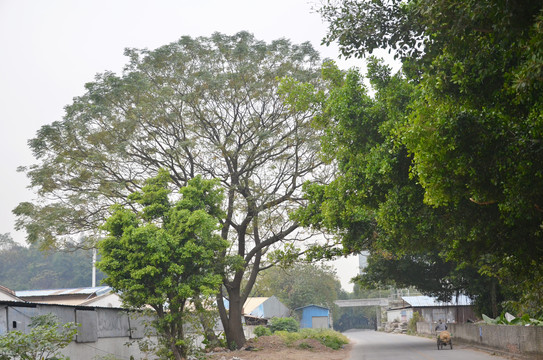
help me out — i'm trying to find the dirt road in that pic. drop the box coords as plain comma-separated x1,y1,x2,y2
205,334,351,360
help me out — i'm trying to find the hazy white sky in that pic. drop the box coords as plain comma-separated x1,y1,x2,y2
0,0,369,290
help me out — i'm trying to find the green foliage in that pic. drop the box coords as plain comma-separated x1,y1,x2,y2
251,263,341,311
282,0,543,316
408,311,423,334
275,328,349,350
253,325,272,337
17,31,325,349
98,170,227,359
317,331,348,350
0,314,78,360
0,233,105,291
269,317,299,333
482,313,543,326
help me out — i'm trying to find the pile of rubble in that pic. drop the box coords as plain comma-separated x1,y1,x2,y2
384,320,408,333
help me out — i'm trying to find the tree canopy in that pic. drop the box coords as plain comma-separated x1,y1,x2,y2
298,0,543,316
15,32,327,347
98,170,227,359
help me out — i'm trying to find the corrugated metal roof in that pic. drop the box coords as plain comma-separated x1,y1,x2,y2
294,304,330,311
16,286,111,298
401,295,472,307
242,297,268,314
0,285,24,302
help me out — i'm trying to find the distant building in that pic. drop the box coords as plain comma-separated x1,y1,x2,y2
387,295,476,324
242,296,290,319
222,296,290,325
15,286,122,308
295,304,330,329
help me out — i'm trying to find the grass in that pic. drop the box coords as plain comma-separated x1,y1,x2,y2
274,328,349,350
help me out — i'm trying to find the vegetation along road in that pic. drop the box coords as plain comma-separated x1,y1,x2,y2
345,330,509,360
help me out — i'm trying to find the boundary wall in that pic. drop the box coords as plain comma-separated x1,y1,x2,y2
1,301,260,359
1,301,156,360
417,321,543,359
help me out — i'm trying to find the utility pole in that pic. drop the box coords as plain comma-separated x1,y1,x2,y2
92,248,96,287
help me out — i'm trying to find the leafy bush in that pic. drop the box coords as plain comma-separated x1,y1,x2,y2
312,329,349,350
482,313,543,326
275,328,349,350
408,311,423,334
274,330,301,344
254,325,272,337
269,317,299,333
0,314,78,360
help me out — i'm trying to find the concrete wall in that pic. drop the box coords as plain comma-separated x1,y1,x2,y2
0,302,157,360
415,306,476,324
387,308,413,323
1,301,266,359
417,321,543,358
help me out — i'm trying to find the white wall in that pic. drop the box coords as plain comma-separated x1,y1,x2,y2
387,308,413,323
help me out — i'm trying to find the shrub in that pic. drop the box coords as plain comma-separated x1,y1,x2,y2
276,328,349,350
0,314,78,360
408,311,423,334
275,330,302,345
254,325,272,337
317,330,349,350
269,317,299,333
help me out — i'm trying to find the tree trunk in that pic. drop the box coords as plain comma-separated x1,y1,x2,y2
171,346,184,360
166,329,185,360
491,278,498,318
490,278,498,318
218,286,246,349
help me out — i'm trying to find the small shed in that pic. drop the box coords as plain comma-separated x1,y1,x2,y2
387,295,476,324
295,305,330,329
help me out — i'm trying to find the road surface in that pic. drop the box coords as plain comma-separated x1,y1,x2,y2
344,330,509,360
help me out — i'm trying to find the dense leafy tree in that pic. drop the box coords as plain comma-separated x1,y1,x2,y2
310,0,543,316
0,233,104,290
284,57,508,315
15,32,327,347
98,169,227,359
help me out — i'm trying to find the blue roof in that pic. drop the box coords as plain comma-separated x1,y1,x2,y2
294,304,330,311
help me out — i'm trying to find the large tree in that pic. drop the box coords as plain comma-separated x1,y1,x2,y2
15,32,326,347
286,57,509,316
312,0,543,315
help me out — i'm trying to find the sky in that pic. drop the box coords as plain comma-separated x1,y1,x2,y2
0,0,370,291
